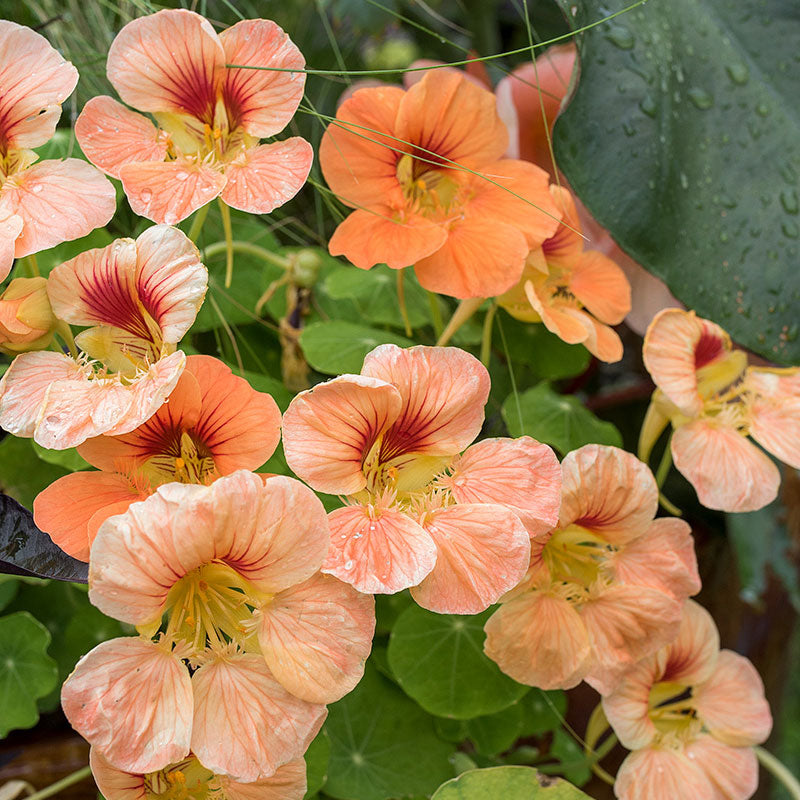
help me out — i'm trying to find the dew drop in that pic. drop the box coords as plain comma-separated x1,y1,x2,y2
680,172,689,190
141,189,152,202
756,103,770,117
726,63,750,85
782,220,800,239
622,120,636,137
175,171,188,181
780,188,799,214
344,560,354,571
605,24,635,50
687,87,713,109
31,184,43,193
639,93,657,118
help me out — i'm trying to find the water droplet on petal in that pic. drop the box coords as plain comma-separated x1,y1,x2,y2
141,189,152,202
31,184,43,193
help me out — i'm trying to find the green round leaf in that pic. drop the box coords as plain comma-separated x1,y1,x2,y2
305,729,331,798
502,382,622,455
300,321,413,374
324,664,455,800
31,442,90,472
431,767,593,799
554,0,800,363
387,605,530,719
0,612,58,737
466,701,525,756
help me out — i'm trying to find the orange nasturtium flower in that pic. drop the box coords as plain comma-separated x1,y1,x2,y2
282,344,562,614
484,445,700,693
0,277,57,354
0,21,116,281
603,600,772,800
90,748,307,800
61,472,375,781
319,70,561,299
497,185,631,363
75,9,312,225
33,355,281,561
0,225,207,449
640,308,800,512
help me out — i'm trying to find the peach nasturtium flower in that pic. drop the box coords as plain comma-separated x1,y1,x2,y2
75,9,312,225
62,471,375,781
0,277,57,354
484,445,700,693
319,70,561,299
34,355,281,561
0,21,116,281
90,747,307,800
604,600,772,800
497,185,631,363
640,308,800,512
0,225,207,449
282,344,562,613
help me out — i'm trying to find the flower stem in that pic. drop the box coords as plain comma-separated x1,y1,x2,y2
654,435,673,488
756,747,800,800
397,268,412,337
480,302,498,366
203,240,292,271
186,202,211,243
217,199,235,288
436,297,484,347
25,766,92,800
54,321,77,358
427,291,444,338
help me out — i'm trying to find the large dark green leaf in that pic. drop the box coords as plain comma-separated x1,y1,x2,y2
554,0,800,363
0,494,88,582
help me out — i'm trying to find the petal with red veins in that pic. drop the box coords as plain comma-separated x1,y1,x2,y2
614,747,713,800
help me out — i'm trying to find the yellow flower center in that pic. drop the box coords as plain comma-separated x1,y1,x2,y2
396,153,460,217
145,758,219,800
647,680,702,742
142,431,218,488
542,525,616,594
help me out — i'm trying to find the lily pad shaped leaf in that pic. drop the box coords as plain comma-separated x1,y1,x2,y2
554,0,800,363
431,766,593,799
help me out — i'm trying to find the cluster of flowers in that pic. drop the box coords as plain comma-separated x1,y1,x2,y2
0,8,796,800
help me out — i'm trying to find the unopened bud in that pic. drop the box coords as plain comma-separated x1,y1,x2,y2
289,249,323,289
0,277,57,354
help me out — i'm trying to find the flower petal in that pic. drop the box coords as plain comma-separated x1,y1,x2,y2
395,70,507,167
484,590,591,689
89,748,146,800
75,96,168,179
447,436,562,536
411,503,531,614
319,85,406,209
219,19,305,138
643,309,730,416
746,367,800,469
602,658,662,749
119,159,226,225
611,517,700,600
614,746,714,800
694,650,772,746
329,207,448,271
61,637,192,774
0,21,78,149
33,471,142,562
191,653,326,782
362,344,490,459
559,445,658,544
256,572,375,704
221,139,313,214
0,212,23,282
282,374,402,495
107,9,224,120
685,736,759,800
324,503,437,594
0,159,115,258
220,759,307,800
671,420,780,512
661,599,719,686
582,583,683,695
569,249,631,325
414,216,529,298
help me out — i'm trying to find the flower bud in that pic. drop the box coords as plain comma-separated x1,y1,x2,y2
0,277,57,354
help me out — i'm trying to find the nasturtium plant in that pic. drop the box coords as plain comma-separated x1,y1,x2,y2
430,766,593,799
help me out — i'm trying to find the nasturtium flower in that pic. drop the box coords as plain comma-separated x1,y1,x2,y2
484,445,700,693
0,225,207,449
282,344,562,614
34,355,281,561
61,471,375,780
640,308,800,512
0,21,116,281
90,748,307,800
497,185,631,363
0,276,56,354
604,600,772,800
75,9,312,225
319,70,561,299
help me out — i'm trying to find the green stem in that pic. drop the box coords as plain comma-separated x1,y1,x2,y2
427,291,444,338
480,302,498,366
397,268,412,337
54,321,77,358
217,198,235,288
26,766,92,800
436,297,484,347
186,202,211,243
202,240,292,271
756,747,800,800
658,492,683,517
654,435,674,489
